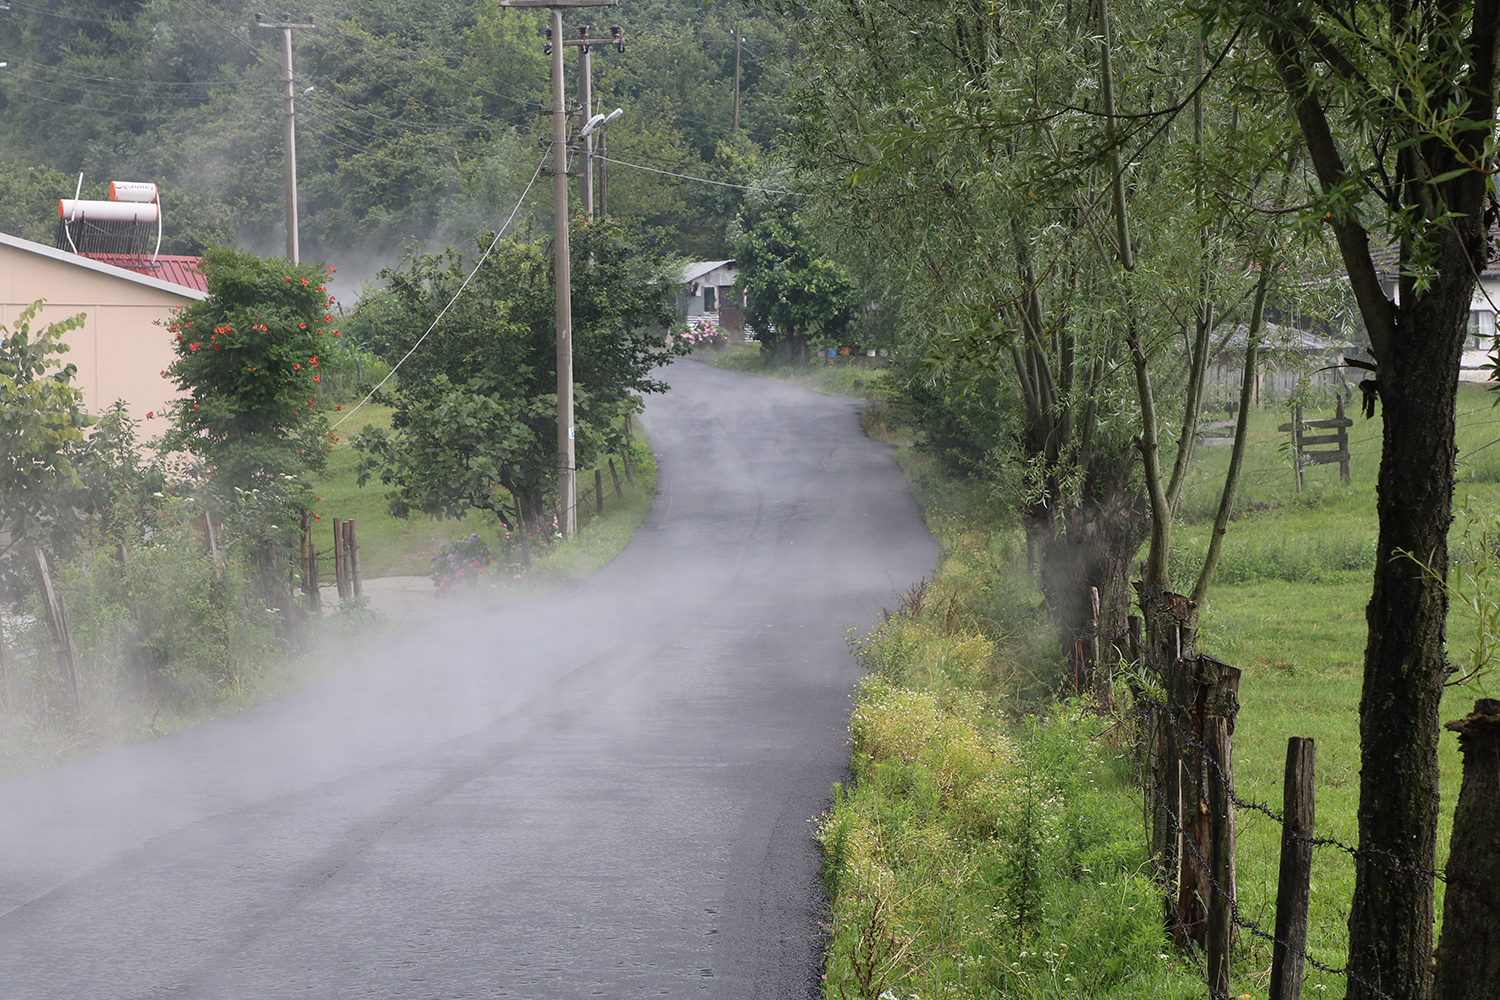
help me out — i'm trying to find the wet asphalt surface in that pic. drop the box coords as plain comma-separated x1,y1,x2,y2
0,358,937,999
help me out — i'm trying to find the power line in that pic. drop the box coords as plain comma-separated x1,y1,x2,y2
601,155,803,196
330,152,549,432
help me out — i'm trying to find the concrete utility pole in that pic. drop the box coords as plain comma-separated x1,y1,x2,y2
732,25,741,134
559,24,623,220
500,0,617,539
255,13,315,263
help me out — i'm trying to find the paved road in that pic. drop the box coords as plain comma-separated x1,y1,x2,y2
0,358,936,999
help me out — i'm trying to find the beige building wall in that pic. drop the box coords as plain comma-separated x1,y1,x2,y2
0,236,204,421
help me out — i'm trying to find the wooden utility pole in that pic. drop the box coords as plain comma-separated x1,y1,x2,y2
255,13,315,263
501,0,618,539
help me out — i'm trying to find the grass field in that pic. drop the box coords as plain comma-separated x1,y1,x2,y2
313,403,658,584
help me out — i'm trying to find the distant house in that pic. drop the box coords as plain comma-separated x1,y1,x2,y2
0,230,207,420
1371,238,1500,382
1205,321,1350,407
679,260,745,338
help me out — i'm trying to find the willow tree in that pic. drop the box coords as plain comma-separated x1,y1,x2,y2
1207,1,1500,997
775,0,1293,670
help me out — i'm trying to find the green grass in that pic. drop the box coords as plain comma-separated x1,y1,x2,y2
703,342,892,397
313,405,657,584
314,404,494,578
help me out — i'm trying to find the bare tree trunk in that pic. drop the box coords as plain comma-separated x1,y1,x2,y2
1347,282,1465,1000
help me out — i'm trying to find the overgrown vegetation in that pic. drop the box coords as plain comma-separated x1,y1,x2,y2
816,383,1487,998
0,418,660,780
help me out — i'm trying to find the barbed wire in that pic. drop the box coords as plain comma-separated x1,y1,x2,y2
1148,773,1398,1000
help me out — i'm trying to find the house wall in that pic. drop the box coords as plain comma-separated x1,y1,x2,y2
684,264,743,328
0,241,195,420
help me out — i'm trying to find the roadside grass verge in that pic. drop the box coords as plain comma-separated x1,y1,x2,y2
819,381,1496,998
313,404,656,590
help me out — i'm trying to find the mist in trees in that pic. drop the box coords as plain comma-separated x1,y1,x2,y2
0,0,793,272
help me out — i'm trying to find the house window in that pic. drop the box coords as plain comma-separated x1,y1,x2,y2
703,285,717,312
1471,309,1495,349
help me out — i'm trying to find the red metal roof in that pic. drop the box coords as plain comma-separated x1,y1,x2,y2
91,254,208,293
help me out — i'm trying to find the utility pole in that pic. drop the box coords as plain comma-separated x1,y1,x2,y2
732,25,741,134
255,13,315,263
560,24,623,221
500,0,617,539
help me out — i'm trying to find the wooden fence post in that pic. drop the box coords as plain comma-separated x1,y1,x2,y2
1434,699,1500,1000
596,468,605,516
609,457,623,497
1136,583,1195,924
1335,395,1350,483
1270,737,1316,1000
1206,715,1233,1000
345,518,362,598
1292,403,1304,493
621,415,635,484
198,510,219,561
28,547,82,718
333,517,349,600
302,510,319,613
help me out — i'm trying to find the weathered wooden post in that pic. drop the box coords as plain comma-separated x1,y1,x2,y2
1434,699,1500,1000
1335,395,1350,483
332,517,349,600
1270,737,1315,1000
302,510,319,613
196,510,219,561
596,468,605,516
609,457,623,497
345,518,362,598
28,547,82,717
1136,582,1196,929
1206,715,1233,1000
1292,403,1304,493
621,414,635,484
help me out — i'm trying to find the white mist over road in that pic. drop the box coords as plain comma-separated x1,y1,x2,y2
0,358,937,999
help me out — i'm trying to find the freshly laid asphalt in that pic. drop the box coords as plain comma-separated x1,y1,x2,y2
0,357,937,999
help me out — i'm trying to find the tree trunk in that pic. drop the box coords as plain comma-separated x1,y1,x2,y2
1032,475,1148,693
1346,271,1467,1000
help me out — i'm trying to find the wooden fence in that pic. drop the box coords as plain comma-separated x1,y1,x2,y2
1129,582,1498,999
1278,397,1352,490
299,514,362,611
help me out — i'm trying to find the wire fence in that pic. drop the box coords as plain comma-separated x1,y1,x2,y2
1138,688,1415,1000
1066,609,1458,1000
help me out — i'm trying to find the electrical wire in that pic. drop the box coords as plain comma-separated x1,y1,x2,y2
330,151,549,431
601,155,802,196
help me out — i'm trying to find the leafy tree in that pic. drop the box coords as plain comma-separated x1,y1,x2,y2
158,246,336,597
1203,2,1500,996
0,161,77,246
732,205,861,363
160,246,334,486
0,302,95,580
354,218,682,531
766,0,1277,665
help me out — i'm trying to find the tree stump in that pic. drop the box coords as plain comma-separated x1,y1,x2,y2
1434,699,1500,1000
